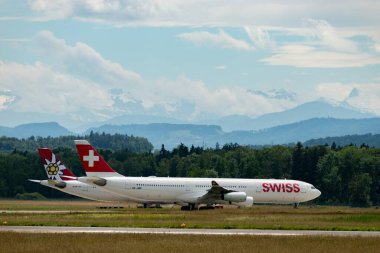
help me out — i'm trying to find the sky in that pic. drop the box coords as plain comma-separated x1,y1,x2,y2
0,0,380,129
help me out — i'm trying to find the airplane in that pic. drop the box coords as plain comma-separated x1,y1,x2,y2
29,148,139,202
74,140,321,210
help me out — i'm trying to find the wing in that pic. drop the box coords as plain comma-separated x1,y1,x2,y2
197,180,235,203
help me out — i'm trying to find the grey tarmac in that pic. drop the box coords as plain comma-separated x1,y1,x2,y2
1,226,380,237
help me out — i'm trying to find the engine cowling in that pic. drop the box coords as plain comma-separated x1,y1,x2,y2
93,178,107,186
54,181,66,189
223,192,247,202
234,196,254,207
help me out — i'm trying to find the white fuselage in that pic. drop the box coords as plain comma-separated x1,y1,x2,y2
79,177,321,205
35,180,136,202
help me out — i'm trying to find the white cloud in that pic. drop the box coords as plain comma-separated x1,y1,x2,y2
315,82,380,114
244,26,273,49
215,65,227,70
23,2,380,69
27,0,183,24
178,30,254,51
306,19,358,53
28,0,76,20
0,94,15,110
34,31,141,86
0,31,144,124
262,44,380,68
26,1,380,28
0,31,301,125
316,83,354,102
0,61,114,120
260,20,380,68
374,43,380,53
2,2,380,126
134,75,297,120
175,20,380,68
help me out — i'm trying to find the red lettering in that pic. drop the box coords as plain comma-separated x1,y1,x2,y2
285,183,293,193
269,183,281,192
262,183,269,192
262,182,302,193
293,183,300,193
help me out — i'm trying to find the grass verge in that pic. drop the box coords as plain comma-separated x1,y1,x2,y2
0,232,379,253
1,200,380,231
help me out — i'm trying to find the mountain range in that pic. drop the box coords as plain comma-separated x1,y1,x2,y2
73,100,375,132
201,100,375,131
2,117,379,149
87,118,380,149
1,100,379,149
0,122,72,139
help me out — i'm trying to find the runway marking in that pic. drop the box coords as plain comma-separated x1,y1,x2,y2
1,226,379,237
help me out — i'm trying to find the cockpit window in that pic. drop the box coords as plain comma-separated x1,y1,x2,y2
311,186,316,189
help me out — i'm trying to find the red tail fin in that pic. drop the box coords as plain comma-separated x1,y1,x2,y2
38,148,76,181
74,140,122,177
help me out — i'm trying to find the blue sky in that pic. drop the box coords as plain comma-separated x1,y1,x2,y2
0,1,380,129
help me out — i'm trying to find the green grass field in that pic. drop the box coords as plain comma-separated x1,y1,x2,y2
0,232,379,253
1,200,380,231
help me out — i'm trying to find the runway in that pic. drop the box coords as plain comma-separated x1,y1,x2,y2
1,226,379,237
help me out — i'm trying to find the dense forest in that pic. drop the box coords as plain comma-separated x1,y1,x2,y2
0,132,153,153
304,133,380,148
0,134,379,207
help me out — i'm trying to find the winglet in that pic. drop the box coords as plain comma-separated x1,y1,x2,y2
211,180,219,187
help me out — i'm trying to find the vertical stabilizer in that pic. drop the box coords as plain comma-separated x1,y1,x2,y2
38,148,76,181
74,140,123,177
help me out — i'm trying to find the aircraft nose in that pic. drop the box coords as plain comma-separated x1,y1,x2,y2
314,189,321,198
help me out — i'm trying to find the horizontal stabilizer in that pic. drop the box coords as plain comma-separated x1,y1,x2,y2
77,176,107,186
28,179,42,184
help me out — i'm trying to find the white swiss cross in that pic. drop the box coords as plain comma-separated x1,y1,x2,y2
83,150,99,167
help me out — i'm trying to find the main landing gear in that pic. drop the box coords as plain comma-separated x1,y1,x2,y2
138,203,162,208
181,203,197,211
180,204,224,211
293,202,299,209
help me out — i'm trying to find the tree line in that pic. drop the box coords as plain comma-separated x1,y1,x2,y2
0,131,153,153
0,137,379,207
303,133,380,148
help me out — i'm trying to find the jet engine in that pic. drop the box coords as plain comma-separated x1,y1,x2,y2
93,178,107,186
222,192,247,202
233,196,254,207
54,181,66,189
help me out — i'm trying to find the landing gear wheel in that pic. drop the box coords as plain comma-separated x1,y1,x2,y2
181,204,196,211
199,205,215,210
